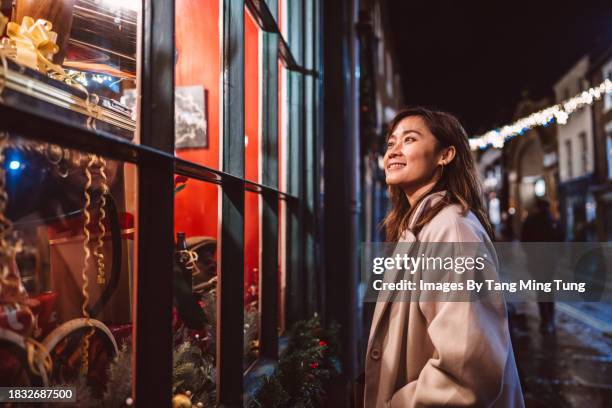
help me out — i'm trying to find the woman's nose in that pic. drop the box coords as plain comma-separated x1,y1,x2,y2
387,145,401,156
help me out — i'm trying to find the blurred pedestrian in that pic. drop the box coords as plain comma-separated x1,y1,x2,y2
520,198,562,334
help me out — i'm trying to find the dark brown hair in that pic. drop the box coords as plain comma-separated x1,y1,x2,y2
381,106,494,242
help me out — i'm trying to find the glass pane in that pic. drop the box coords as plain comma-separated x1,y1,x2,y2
244,191,260,369
173,176,218,406
279,61,288,193
174,0,220,171
0,1,140,141
0,133,137,405
245,9,261,184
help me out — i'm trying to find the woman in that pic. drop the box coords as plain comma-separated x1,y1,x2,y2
364,107,524,407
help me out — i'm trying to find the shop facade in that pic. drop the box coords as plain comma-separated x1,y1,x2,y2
589,46,612,241
0,0,330,406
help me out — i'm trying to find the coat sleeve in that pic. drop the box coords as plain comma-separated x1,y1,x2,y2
388,211,510,407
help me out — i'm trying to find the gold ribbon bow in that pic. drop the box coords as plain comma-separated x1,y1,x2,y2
5,16,65,77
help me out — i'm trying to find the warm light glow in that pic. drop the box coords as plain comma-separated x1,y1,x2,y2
534,179,546,197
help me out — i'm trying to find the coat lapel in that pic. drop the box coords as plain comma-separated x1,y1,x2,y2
368,190,448,344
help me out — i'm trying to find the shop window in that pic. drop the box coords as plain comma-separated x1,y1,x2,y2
172,175,219,406
0,0,312,404
0,1,139,142
0,134,137,402
245,9,262,184
244,190,261,369
174,0,220,170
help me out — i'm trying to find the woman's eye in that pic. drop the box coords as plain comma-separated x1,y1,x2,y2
403,137,415,143
386,142,394,149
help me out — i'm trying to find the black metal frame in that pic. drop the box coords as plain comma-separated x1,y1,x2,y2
0,0,320,405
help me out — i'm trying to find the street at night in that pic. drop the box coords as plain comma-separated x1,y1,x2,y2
510,302,612,407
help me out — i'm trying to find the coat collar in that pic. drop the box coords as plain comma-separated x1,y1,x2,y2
400,189,448,241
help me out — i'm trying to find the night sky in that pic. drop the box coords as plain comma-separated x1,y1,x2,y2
388,0,612,136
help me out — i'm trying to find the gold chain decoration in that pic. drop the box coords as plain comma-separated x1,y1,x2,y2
93,156,108,285
80,154,96,375
79,153,110,373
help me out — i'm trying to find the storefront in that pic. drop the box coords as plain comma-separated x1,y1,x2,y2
0,0,323,406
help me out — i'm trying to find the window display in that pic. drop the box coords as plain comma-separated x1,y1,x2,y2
0,0,309,404
0,0,138,140
0,133,136,402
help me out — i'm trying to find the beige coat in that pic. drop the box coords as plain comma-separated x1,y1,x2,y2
364,191,524,407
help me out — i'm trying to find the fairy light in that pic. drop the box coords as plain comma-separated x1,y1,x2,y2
470,78,612,150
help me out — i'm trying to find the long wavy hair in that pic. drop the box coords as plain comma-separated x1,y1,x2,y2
381,107,494,242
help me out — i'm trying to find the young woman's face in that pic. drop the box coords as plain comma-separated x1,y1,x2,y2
384,115,443,190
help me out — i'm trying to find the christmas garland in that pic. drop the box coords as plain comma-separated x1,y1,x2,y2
248,315,341,408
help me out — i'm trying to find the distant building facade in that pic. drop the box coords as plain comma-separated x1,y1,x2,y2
588,47,612,241
554,56,597,241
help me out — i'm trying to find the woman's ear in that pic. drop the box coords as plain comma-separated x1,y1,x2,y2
438,146,456,166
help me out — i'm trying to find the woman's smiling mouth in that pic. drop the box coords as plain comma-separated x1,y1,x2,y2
387,162,406,171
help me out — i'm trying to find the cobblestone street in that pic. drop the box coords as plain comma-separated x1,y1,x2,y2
510,302,612,407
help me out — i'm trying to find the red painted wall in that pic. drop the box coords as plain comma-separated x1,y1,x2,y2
174,1,261,304
174,0,220,240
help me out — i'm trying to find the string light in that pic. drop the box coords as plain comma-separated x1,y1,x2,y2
469,78,612,150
